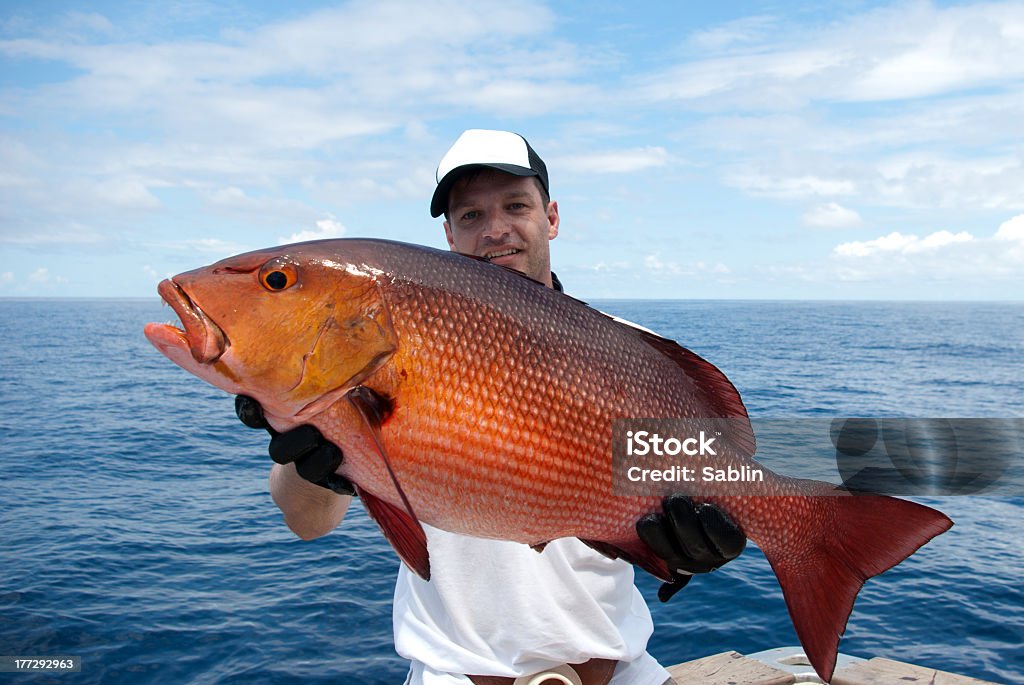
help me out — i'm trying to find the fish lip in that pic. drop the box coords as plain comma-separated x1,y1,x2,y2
157,278,227,364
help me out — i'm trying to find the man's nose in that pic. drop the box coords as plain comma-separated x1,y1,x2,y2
480,215,511,242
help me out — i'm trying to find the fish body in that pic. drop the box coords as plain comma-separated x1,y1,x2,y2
145,238,952,681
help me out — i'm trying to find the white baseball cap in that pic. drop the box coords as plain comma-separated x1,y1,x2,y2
431,129,549,218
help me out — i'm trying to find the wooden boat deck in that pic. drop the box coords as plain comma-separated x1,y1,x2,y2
667,648,1002,684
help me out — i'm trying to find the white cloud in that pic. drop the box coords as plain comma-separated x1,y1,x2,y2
711,145,1024,211
995,214,1024,242
640,48,844,105
0,0,585,251
701,261,731,275
559,147,671,174
643,253,730,276
279,218,346,245
749,218,1021,290
24,267,68,285
589,260,632,273
640,2,1024,107
688,16,777,52
1,0,569,133
191,238,238,253
201,185,323,225
3,2,1023,299
88,177,162,210
917,230,975,251
847,3,1024,101
147,238,252,260
645,3,1024,214
0,226,107,246
698,89,1024,156
873,154,1024,210
802,202,863,229
825,220,1023,286
456,79,596,117
834,230,973,258
644,253,681,275
1,271,13,284
63,12,114,35
728,171,856,199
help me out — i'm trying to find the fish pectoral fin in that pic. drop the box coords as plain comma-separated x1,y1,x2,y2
347,386,430,580
358,487,431,580
579,538,672,581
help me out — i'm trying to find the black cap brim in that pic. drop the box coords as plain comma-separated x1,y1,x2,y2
430,163,539,218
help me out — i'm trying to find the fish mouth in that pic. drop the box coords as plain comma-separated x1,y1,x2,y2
152,279,227,364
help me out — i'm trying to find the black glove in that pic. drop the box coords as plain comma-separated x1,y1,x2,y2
235,395,355,496
636,494,746,602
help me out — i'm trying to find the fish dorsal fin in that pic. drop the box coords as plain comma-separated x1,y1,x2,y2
348,386,430,580
603,312,755,456
449,253,752,451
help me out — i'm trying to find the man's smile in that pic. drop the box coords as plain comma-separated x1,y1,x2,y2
483,247,522,262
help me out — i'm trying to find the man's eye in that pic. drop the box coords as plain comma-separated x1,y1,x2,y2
508,203,527,211
461,211,479,221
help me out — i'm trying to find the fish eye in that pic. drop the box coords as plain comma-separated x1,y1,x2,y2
259,258,298,291
265,271,288,289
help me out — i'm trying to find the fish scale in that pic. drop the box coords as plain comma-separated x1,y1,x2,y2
375,270,723,540
145,238,952,682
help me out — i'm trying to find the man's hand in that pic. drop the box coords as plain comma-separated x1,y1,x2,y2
235,395,355,496
636,494,746,602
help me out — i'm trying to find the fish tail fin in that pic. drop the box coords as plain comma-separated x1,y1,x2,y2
762,487,952,682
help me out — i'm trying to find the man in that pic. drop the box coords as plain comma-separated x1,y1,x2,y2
237,130,745,685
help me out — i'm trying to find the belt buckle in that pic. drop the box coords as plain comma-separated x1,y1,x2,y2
512,663,584,685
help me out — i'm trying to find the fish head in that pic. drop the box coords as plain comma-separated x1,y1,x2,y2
144,241,397,422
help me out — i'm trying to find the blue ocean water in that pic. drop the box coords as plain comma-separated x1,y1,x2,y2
1,298,1021,684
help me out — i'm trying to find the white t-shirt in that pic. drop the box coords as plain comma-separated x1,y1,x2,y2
393,524,671,685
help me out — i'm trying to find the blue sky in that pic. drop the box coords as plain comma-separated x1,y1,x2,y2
1,0,1022,299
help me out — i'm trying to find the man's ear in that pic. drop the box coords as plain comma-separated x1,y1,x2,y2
443,220,457,250
547,200,560,240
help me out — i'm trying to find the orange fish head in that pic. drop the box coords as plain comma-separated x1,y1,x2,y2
144,242,397,423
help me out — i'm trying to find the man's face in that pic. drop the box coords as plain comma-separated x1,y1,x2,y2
443,169,559,287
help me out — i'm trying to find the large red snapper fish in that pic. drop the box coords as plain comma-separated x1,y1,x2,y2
144,238,952,681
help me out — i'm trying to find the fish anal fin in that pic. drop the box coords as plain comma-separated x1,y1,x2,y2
358,487,431,580
579,538,672,582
